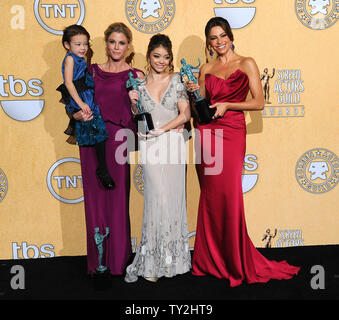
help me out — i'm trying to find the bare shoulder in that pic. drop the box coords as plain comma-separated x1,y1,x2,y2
199,62,208,74
239,56,259,73
64,54,74,65
199,62,213,77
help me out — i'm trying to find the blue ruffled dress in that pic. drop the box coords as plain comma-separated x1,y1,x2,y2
61,53,107,146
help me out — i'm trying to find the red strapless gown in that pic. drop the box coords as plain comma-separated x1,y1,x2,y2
192,70,300,287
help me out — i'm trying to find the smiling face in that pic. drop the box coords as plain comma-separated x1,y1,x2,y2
64,34,89,58
148,45,171,74
106,31,129,61
208,26,232,56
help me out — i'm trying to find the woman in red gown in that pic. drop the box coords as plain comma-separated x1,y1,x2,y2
187,17,299,287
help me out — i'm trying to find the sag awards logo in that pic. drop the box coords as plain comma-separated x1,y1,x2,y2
33,0,85,35
260,68,305,118
46,158,83,204
0,75,44,121
295,148,339,194
125,0,175,34
133,153,259,195
133,163,144,195
0,168,8,202
263,229,304,248
213,0,256,29
295,0,338,30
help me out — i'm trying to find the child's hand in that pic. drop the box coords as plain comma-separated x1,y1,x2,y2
73,110,93,122
80,103,91,115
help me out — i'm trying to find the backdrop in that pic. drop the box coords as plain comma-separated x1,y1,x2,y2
0,0,338,260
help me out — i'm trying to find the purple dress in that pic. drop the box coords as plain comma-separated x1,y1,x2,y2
79,64,140,274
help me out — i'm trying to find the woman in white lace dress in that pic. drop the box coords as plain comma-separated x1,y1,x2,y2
124,34,191,283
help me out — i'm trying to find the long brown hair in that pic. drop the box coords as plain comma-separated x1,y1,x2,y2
204,17,234,62
104,22,135,64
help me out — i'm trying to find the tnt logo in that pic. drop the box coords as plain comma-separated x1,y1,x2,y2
46,158,83,204
33,0,86,35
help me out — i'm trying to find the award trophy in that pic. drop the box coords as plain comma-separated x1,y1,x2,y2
94,227,109,272
180,58,214,124
126,72,154,134
92,227,111,289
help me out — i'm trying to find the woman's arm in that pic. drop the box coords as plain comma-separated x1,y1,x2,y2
211,57,264,118
155,98,191,134
64,55,91,114
185,63,208,99
197,63,207,98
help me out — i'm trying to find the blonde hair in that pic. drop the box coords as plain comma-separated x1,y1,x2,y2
104,22,135,64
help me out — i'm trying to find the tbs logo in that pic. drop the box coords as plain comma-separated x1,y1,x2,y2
242,154,258,193
0,75,44,121
213,0,256,29
12,242,55,259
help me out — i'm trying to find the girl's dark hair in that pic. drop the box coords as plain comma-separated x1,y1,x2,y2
146,34,174,73
104,22,135,65
62,24,93,66
204,17,234,61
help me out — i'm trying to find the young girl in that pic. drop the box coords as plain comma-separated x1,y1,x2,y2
57,24,115,189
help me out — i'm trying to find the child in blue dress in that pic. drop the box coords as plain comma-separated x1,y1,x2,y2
57,24,115,189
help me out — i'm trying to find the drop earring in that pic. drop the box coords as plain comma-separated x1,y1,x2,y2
209,47,214,57
231,43,235,51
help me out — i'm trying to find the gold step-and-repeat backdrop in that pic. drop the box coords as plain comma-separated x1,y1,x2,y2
0,0,338,259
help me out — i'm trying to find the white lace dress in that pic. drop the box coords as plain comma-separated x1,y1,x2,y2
124,73,191,282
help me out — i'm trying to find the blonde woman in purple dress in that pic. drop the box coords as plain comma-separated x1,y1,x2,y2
73,23,143,275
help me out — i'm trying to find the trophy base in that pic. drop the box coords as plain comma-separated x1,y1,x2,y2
91,268,111,290
96,265,107,272
135,112,154,135
194,98,214,124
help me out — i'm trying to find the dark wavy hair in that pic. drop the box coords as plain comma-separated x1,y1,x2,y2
62,24,93,66
204,17,234,61
146,34,174,73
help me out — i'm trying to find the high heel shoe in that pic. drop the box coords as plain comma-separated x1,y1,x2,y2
144,277,158,283
96,168,115,190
